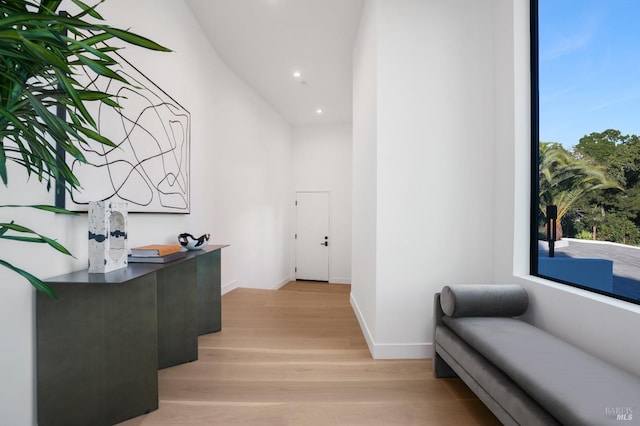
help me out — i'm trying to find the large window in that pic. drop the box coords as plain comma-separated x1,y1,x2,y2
532,0,640,305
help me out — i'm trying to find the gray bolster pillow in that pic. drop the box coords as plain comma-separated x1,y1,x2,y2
440,284,528,318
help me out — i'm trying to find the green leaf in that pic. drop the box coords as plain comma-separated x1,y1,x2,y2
0,13,91,30
103,27,171,52
38,0,63,15
65,35,115,63
0,145,7,186
39,235,74,256
69,0,105,20
1,222,37,234
77,90,113,101
0,235,44,243
0,222,74,256
73,32,112,49
76,125,117,147
76,54,129,84
56,72,95,127
0,204,77,215
0,104,34,135
20,38,69,70
0,259,58,299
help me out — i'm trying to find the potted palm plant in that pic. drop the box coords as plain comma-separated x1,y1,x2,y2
0,0,170,297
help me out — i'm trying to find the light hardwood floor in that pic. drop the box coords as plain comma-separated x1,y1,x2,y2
119,282,501,425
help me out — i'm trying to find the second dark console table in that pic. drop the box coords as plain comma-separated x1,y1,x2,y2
36,245,227,426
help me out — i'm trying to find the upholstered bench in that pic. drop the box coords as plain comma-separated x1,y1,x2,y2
433,284,640,425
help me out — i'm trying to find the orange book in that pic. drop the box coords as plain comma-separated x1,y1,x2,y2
130,244,183,257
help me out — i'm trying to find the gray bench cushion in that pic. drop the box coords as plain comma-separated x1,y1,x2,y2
435,326,561,426
440,284,528,318
443,316,640,426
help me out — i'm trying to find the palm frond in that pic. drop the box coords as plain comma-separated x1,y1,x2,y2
539,142,622,219
0,0,170,297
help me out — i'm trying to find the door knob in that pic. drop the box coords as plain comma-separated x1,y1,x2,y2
320,241,328,246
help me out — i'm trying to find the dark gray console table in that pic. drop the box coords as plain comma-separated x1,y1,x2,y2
36,245,226,426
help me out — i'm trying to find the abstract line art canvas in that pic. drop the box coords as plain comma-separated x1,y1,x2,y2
58,53,190,213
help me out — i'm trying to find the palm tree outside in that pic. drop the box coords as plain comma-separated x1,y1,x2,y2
538,142,621,240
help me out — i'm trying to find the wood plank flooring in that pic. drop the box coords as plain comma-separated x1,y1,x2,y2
119,282,500,426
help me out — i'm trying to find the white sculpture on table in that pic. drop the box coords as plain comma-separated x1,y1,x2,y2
88,201,128,273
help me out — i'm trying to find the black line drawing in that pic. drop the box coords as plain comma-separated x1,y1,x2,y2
58,53,190,213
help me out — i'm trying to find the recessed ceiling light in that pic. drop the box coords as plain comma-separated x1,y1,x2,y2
293,71,302,78
316,109,323,115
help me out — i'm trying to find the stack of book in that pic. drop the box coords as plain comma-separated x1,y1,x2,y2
128,244,187,263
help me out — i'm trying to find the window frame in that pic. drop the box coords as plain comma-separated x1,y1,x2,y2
529,0,639,306
530,0,540,279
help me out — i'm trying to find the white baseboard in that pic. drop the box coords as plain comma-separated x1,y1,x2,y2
271,276,293,290
350,293,432,359
372,342,433,359
227,277,292,292
349,293,376,355
221,280,238,295
329,277,351,284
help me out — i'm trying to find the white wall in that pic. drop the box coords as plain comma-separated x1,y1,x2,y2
104,0,293,292
0,1,292,423
492,0,640,377
292,124,352,284
352,0,640,376
351,0,496,359
351,0,379,351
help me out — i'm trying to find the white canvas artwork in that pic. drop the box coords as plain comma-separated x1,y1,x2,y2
58,53,191,213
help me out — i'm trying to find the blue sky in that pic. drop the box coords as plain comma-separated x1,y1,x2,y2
539,0,640,148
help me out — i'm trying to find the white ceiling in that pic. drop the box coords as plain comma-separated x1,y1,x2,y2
185,0,365,126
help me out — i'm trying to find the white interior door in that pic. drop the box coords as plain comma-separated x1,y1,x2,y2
295,192,330,281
